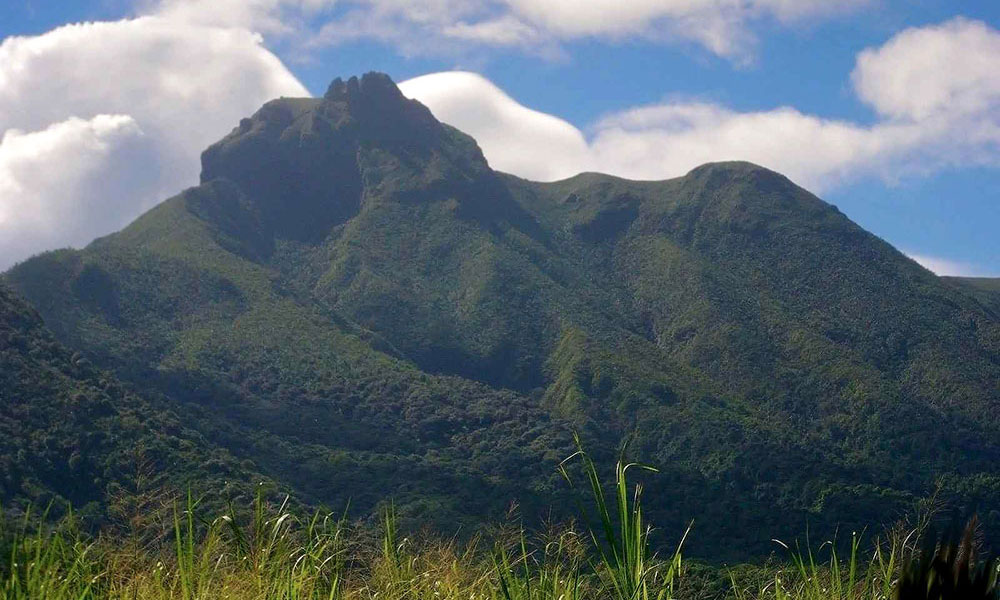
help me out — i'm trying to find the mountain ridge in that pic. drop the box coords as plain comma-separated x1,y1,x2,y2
4,72,1000,559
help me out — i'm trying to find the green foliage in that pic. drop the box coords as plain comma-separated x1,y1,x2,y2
558,435,687,600
0,284,262,521
493,526,585,600
1,507,101,600
722,522,923,600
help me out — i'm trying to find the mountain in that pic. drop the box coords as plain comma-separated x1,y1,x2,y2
5,72,1000,558
0,283,269,522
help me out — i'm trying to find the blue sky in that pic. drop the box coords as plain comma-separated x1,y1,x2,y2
1,0,998,275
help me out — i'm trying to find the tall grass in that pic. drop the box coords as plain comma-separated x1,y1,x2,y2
729,530,904,600
492,522,586,600
0,444,978,600
557,435,688,600
1,506,101,600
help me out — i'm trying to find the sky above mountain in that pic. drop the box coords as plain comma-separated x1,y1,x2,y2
1,0,998,275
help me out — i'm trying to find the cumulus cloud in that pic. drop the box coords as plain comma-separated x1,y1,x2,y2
853,18,1000,121
498,0,869,60
399,18,1000,192
586,104,884,190
0,16,306,268
149,0,869,62
441,15,546,48
152,0,338,36
399,72,591,180
0,116,146,243
400,73,868,188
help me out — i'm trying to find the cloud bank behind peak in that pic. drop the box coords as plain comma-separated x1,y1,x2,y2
0,15,306,268
399,17,1000,194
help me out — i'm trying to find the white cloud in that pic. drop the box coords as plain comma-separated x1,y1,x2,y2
149,0,870,62
152,0,337,36
0,116,147,248
399,75,947,191
906,253,993,278
442,15,544,47
399,72,591,181
853,18,1000,121
399,18,1000,192
498,0,869,60
586,104,883,190
0,16,307,268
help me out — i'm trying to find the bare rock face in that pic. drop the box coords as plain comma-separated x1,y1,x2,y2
199,72,495,243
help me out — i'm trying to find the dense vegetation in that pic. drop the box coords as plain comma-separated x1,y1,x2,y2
4,72,1000,560
0,284,271,521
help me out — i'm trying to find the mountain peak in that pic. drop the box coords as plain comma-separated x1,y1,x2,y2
684,160,790,188
195,72,491,243
318,71,439,137
324,72,404,104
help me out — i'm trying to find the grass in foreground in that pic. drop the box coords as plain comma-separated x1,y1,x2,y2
1,443,997,600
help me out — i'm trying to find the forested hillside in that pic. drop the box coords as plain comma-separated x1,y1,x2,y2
0,284,267,520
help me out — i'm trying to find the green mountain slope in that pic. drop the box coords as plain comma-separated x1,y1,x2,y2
0,283,266,520
5,73,1000,558
946,277,1000,314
